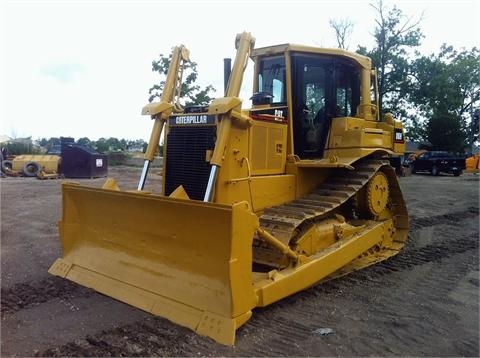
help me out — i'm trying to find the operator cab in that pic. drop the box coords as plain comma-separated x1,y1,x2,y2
253,46,362,159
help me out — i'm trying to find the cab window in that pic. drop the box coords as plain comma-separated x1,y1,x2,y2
258,56,286,104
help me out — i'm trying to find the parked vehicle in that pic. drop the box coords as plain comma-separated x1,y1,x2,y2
411,151,466,176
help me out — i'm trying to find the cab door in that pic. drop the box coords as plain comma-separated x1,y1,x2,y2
292,55,334,159
291,54,360,159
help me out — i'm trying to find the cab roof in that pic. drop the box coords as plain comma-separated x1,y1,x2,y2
251,43,372,70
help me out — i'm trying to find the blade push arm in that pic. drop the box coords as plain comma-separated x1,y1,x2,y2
138,45,190,190
204,32,255,201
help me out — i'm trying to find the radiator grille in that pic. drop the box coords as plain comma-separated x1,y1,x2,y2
165,126,216,200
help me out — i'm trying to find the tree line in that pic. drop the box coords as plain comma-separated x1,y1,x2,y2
43,137,149,153
148,0,479,153
2,137,149,156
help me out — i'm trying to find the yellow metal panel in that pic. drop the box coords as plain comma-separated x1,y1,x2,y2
285,164,329,199
328,117,395,151
324,148,393,159
376,121,394,131
141,101,173,116
250,175,296,212
393,142,406,154
267,127,286,170
208,97,242,114
295,158,357,168
216,125,251,205
250,125,268,171
362,130,391,147
249,121,287,175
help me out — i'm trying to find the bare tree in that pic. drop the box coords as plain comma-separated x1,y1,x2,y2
329,18,354,50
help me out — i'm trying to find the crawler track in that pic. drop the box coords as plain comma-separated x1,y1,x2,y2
258,159,388,243
254,159,408,269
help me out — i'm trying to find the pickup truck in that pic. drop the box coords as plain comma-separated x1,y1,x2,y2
410,151,466,176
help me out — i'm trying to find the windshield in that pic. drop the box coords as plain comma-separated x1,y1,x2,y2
258,56,286,104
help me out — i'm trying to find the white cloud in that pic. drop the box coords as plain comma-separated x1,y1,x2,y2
41,63,86,82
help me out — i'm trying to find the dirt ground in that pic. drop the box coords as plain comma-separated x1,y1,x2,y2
1,166,479,357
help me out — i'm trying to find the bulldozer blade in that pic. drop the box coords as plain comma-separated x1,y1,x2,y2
49,182,259,345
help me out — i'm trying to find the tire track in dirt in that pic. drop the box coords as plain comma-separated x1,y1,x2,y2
362,248,478,356
1,276,95,316
408,206,478,230
37,318,199,357
232,311,320,357
361,232,478,278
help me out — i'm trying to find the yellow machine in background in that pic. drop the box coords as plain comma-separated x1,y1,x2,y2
466,153,480,173
49,32,409,345
9,154,60,176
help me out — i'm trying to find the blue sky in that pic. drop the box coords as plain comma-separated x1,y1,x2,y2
1,0,479,141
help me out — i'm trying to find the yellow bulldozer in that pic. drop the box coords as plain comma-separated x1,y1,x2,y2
49,32,409,345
